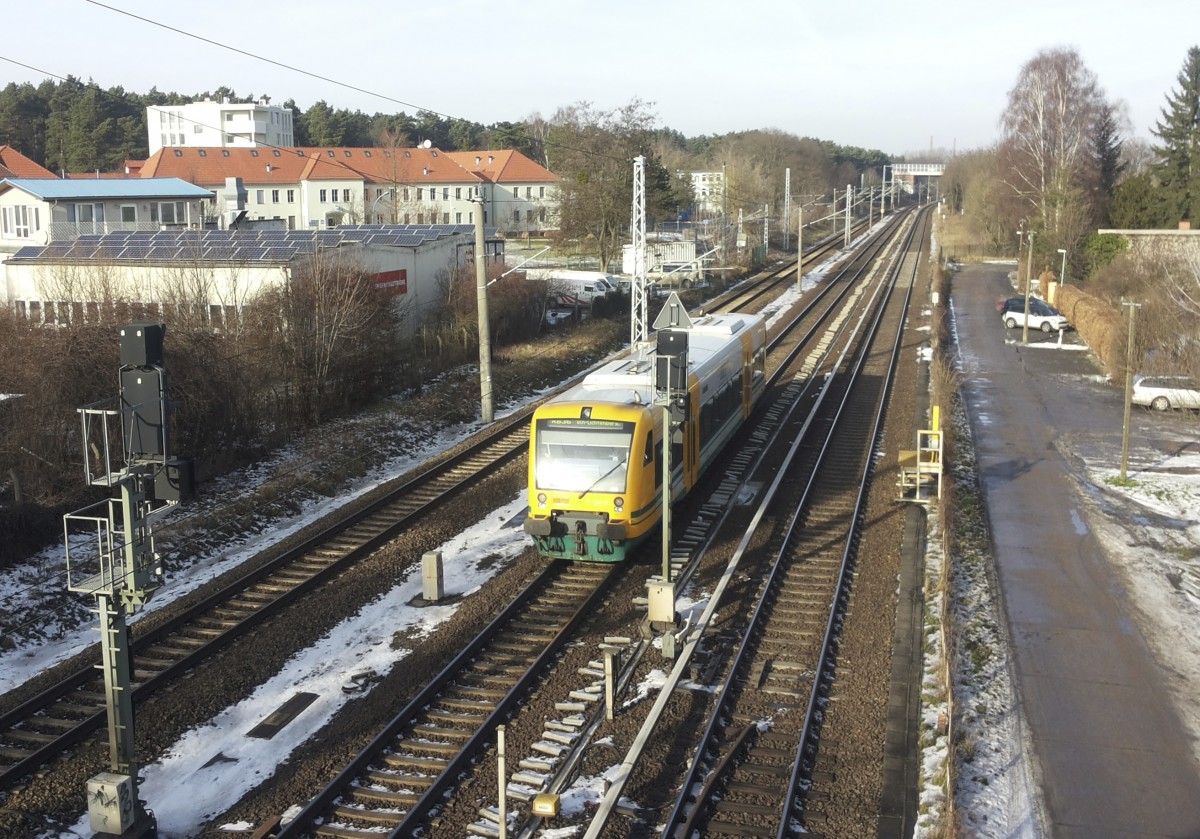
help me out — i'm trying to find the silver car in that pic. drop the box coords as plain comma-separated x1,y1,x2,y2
1131,375,1200,412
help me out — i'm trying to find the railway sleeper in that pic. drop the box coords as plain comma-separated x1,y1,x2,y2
313,822,388,839
347,782,420,807
396,738,461,755
718,790,785,815
364,768,434,790
0,745,34,761
52,701,102,717
380,752,447,773
22,715,77,733
410,723,474,742
488,640,540,656
469,661,526,677
446,684,508,701
706,816,778,837
5,727,58,746
438,695,497,713
737,759,794,777
240,589,281,604
424,709,487,726
328,803,403,826
72,688,108,704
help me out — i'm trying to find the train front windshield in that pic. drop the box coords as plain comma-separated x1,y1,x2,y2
535,419,635,494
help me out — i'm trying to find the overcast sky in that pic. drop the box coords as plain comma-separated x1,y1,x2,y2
4,0,1195,157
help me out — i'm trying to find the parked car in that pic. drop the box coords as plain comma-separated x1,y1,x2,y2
1131,375,1200,412
999,297,1069,332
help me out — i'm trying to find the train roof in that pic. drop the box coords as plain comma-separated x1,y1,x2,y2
550,311,763,408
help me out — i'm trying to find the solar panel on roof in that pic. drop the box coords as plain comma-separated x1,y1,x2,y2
235,246,267,259
120,245,151,259
204,245,235,259
263,246,297,261
12,246,45,259
148,246,178,259
259,230,288,239
395,235,427,247
205,230,235,239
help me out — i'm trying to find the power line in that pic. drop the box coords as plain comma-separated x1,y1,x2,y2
84,0,451,121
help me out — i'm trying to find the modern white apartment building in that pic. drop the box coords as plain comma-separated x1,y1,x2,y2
147,98,296,155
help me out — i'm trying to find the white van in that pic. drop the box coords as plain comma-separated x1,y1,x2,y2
528,270,618,303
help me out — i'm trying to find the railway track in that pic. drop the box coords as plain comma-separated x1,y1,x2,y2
656,209,929,838
274,560,614,838
0,207,912,836
255,214,915,838
0,408,534,791
0,214,881,797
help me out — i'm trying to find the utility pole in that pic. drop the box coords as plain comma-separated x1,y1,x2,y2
783,168,792,251
1120,300,1141,481
631,155,649,346
473,198,493,423
796,203,803,292
65,322,192,839
844,184,852,247
721,161,728,274
1022,230,1036,346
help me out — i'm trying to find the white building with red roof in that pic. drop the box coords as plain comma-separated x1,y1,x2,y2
139,146,558,236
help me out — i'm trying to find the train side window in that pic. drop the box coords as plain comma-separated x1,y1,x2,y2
644,431,654,465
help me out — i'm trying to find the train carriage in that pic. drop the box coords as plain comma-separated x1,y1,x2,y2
524,311,766,561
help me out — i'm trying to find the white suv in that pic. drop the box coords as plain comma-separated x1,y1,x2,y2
1131,376,1200,412
1000,297,1069,333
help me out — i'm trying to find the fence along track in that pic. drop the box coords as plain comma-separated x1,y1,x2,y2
0,409,532,793
660,210,926,839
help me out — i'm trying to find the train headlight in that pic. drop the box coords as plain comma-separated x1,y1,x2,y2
614,497,624,511
537,493,547,507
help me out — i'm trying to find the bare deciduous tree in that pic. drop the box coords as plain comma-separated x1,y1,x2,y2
1000,48,1110,240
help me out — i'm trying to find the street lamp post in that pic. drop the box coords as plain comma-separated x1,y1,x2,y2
1057,248,1068,286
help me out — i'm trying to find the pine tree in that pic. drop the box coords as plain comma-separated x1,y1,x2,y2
1151,46,1200,225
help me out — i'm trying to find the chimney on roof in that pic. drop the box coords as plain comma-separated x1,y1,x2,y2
266,164,272,173
488,155,494,164
423,167,429,176
475,156,481,165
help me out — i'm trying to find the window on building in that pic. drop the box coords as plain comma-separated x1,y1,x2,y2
442,188,449,200
1,205,36,237
442,213,449,224
455,212,462,223
121,205,137,223
320,189,327,203
455,187,461,199
273,149,281,157
403,213,411,224
250,149,259,157
364,150,372,157
343,189,351,203
417,213,424,223
512,208,520,223
287,189,295,202
527,209,534,223
402,188,410,201
198,149,207,157
222,148,231,155
151,202,184,224
344,151,352,158
271,190,280,203
539,186,545,198
526,187,532,198
225,113,234,121
66,203,104,223
416,188,423,200
173,149,183,157
539,208,547,222
513,187,520,198
256,190,265,204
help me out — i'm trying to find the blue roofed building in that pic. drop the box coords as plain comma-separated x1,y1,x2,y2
0,177,216,261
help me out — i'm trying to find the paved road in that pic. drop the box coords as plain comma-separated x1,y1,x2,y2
954,262,1200,838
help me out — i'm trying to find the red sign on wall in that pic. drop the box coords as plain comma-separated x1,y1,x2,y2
372,269,408,295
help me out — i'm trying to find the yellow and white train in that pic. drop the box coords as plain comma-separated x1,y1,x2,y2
524,311,767,561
